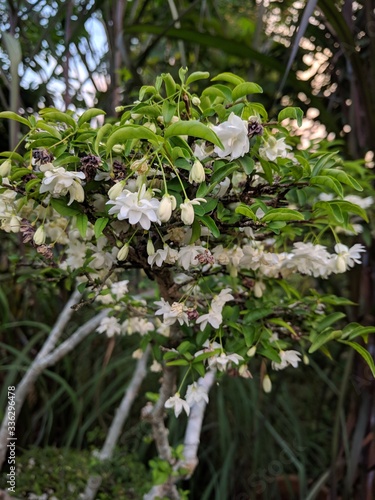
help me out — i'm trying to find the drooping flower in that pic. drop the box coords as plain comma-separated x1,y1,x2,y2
185,382,209,406
39,165,86,205
332,243,366,273
107,184,160,230
189,160,205,184
212,112,249,160
165,393,190,417
196,308,223,331
208,352,244,372
180,198,206,225
271,350,302,371
158,194,177,222
154,298,189,326
148,244,179,267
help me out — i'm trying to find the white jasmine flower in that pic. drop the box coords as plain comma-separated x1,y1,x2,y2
148,244,179,267
259,136,292,162
154,298,189,326
208,352,244,372
333,243,366,273
212,112,249,160
150,360,162,373
122,317,154,336
253,281,266,298
96,316,122,338
185,382,209,406
158,194,177,222
196,308,223,330
108,181,125,200
272,350,302,371
180,198,206,225
189,160,205,183
107,184,160,230
39,165,85,205
110,280,129,300
284,242,333,278
165,393,190,417
177,245,206,270
344,195,373,209
194,340,221,358
132,348,143,359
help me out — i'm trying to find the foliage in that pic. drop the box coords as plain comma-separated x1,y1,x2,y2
0,446,151,499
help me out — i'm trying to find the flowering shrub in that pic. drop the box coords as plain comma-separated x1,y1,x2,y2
1,68,374,494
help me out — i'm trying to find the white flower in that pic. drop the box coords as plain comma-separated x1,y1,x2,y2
107,185,160,230
110,280,129,300
177,245,206,270
208,352,244,372
154,298,189,326
333,243,366,273
272,350,302,371
189,160,205,183
96,316,122,338
39,165,85,205
122,317,154,336
344,195,373,209
284,242,333,278
165,393,190,417
33,225,46,245
212,112,249,160
180,198,206,225
0,160,11,177
148,244,179,267
158,194,177,222
150,360,162,373
108,181,125,200
194,340,221,358
185,382,209,406
211,288,234,311
196,308,223,331
259,136,292,162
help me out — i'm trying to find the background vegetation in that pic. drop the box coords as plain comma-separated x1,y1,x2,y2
0,1,374,498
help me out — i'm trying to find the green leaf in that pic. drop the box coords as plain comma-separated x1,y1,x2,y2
0,151,25,163
258,346,281,363
196,215,220,238
34,120,62,139
261,208,305,222
76,214,88,238
339,340,375,377
202,84,232,101
209,162,238,187
235,204,257,221
311,151,339,176
94,123,112,155
39,109,76,128
50,198,80,217
186,71,210,85
166,359,189,367
236,156,255,175
269,318,298,336
162,73,177,97
342,324,375,341
106,125,161,153
212,72,244,86
9,167,33,181
232,82,263,100
94,217,109,239
165,120,223,149
310,175,344,198
325,169,363,191
278,107,304,126
189,218,201,244
77,108,106,127
162,101,177,124
0,111,30,127
193,198,218,216
316,312,346,333
309,329,342,353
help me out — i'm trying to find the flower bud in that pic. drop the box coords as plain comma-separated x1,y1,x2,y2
335,255,347,273
33,225,46,245
9,216,21,233
180,200,195,225
189,160,205,184
108,181,125,200
158,194,176,222
192,96,201,106
262,374,272,393
253,281,266,298
144,122,157,133
0,160,11,177
247,346,256,357
112,144,124,154
147,239,155,256
303,354,309,365
117,243,129,261
115,106,125,113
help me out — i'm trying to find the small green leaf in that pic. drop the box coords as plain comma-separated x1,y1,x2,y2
316,312,346,333
232,82,263,100
94,217,109,239
310,175,343,198
186,71,210,85
166,359,189,367
212,72,244,86
77,108,106,127
50,198,80,216
325,169,363,191
162,101,177,124
0,111,30,127
189,218,201,244
165,120,223,149
262,208,305,222
0,151,25,163
39,109,76,128
76,213,88,238
278,107,304,127
196,215,220,238
235,204,257,221
10,167,33,181
309,329,342,353
106,125,161,153
339,340,375,377
209,162,238,187
94,123,112,154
